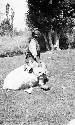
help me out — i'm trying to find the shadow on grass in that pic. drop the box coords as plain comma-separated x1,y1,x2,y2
0,51,24,58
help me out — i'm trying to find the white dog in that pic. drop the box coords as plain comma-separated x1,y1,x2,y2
3,61,48,93
3,65,37,90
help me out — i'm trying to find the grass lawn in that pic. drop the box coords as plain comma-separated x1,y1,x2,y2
0,49,75,125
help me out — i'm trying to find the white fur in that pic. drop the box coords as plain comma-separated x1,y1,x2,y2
3,62,47,90
33,62,48,76
3,65,37,90
67,119,75,125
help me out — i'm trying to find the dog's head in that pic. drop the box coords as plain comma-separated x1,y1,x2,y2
33,64,48,77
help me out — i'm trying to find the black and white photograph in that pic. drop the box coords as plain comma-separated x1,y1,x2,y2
0,0,75,125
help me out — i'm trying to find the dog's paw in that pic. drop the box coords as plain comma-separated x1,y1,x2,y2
24,87,33,94
40,84,50,91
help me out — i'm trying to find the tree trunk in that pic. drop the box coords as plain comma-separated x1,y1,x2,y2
43,33,51,51
53,31,60,50
48,30,53,50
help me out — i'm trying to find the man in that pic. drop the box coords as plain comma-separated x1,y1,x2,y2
24,30,41,72
24,30,49,91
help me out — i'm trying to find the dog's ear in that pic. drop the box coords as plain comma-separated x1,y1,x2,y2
39,74,49,84
29,68,33,73
44,77,48,84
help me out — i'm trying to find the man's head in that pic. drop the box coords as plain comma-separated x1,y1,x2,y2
32,28,40,38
